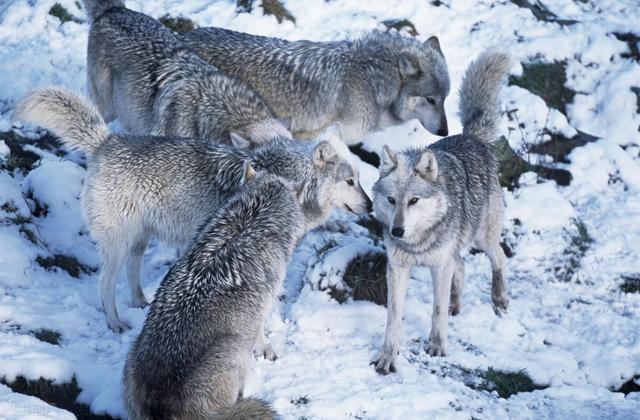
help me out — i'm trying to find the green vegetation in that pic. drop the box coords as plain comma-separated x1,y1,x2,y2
159,14,196,34
49,3,82,24
509,61,575,114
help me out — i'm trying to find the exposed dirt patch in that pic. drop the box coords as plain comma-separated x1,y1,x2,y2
509,61,576,114
49,3,83,25
382,18,419,37
159,14,196,34
261,0,296,24
613,32,640,62
1,376,114,419
36,254,96,278
33,328,62,345
509,0,578,26
620,273,640,293
495,136,572,190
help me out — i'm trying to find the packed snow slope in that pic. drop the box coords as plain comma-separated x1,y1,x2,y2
1,0,639,418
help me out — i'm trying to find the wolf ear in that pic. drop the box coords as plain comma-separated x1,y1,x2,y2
241,161,257,185
230,131,252,148
312,141,337,169
399,53,420,77
380,145,398,175
278,116,293,132
425,36,443,56
414,149,438,182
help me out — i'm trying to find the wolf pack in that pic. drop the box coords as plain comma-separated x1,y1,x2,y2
14,0,513,418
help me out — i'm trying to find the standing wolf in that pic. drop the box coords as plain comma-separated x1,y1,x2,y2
181,27,450,144
371,51,511,373
16,87,371,340
81,0,290,145
123,168,304,420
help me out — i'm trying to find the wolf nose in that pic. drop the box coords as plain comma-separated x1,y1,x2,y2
391,227,404,238
437,127,448,136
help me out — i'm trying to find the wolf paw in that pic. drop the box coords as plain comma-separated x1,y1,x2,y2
371,352,397,375
492,294,509,316
449,301,461,316
108,317,131,333
426,336,448,357
254,341,278,361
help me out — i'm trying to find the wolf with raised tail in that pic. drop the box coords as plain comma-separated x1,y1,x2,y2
16,87,371,342
81,0,290,145
371,51,511,374
181,27,450,144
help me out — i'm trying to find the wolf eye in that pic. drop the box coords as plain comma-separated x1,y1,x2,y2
346,178,355,186
426,97,436,105
408,197,419,205
387,196,396,205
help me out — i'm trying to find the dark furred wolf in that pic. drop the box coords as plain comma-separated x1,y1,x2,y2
124,168,305,419
372,51,511,373
181,27,450,144
82,0,290,145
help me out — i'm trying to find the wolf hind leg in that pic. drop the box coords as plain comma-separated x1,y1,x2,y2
449,254,465,316
126,234,150,309
98,242,130,332
475,194,509,314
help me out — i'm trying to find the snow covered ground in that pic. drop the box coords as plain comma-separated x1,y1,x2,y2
0,0,639,418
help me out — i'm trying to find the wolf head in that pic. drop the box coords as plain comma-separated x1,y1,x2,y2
373,145,448,244
302,138,372,225
390,36,450,137
253,131,372,228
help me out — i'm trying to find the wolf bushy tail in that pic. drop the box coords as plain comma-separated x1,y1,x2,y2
16,87,110,155
81,0,125,22
458,51,511,142
214,398,277,420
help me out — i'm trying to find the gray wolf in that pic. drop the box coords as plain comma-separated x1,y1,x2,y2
16,87,371,343
180,27,450,144
82,0,290,145
123,167,305,419
371,51,511,373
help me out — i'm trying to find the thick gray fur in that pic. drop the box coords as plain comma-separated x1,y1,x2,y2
81,0,290,145
371,51,511,373
124,171,305,419
180,27,451,144
15,87,371,346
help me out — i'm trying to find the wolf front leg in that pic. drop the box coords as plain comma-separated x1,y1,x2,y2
426,261,455,357
372,260,411,374
253,320,277,361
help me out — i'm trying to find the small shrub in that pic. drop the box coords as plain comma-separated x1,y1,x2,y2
49,3,82,24
36,254,95,278
475,367,547,398
261,0,296,24
290,395,309,406
528,130,599,164
382,19,419,37
553,218,593,283
495,136,572,190
34,328,61,345
342,252,388,306
620,274,640,293
614,376,640,395
159,14,196,34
